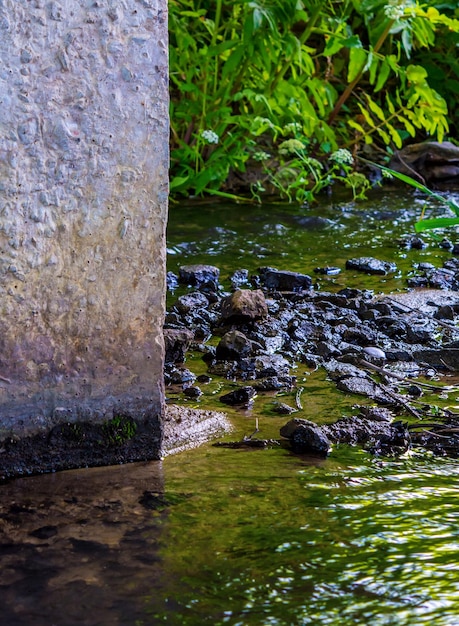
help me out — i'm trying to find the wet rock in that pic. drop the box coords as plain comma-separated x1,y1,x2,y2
363,346,386,360
164,328,194,364
175,291,209,315
252,376,296,391
280,418,331,455
272,402,297,415
220,289,268,321
220,386,257,406
258,267,312,292
389,141,459,184
239,354,291,378
230,269,249,289
293,215,335,230
314,266,341,275
357,406,393,422
216,330,253,361
324,416,409,455
346,257,397,275
335,376,395,404
183,386,202,399
178,264,220,289
166,271,179,291
412,348,459,371
196,374,212,384
165,365,196,386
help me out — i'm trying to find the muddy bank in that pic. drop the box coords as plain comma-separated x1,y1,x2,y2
166,261,459,458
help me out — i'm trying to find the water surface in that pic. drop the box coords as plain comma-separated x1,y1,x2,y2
2,191,459,625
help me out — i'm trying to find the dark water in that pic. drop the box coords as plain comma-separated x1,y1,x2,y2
2,190,459,625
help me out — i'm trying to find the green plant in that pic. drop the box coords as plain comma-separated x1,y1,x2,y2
169,0,459,202
103,415,137,446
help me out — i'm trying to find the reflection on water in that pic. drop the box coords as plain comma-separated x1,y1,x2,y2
2,192,459,624
2,446,459,625
156,446,459,626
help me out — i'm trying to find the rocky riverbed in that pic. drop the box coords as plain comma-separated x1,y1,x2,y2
165,260,459,458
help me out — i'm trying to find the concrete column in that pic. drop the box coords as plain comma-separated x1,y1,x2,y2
0,0,168,473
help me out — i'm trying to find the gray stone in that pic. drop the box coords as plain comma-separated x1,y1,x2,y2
178,264,220,288
346,257,397,275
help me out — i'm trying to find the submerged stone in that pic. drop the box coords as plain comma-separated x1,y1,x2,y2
345,257,397,275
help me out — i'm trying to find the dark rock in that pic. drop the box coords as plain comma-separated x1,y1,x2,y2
166,271,179,291
178,264,220,288
164,328,194,364
434,305,455,320
219,386,257,406
216,330,253,361
183,386,202,399
239,354,291,378
412,348,459,371
252,376,296,391
196,374,212,384
358,406,393,422
175,291,209,315
280,418,331,455
314,266,341,275
346,257,397,275
258,267,312,292
165,365,196,386
389,141,459,184
230,269,249,289
272,402,297,415
293,215,335,230
220,289,268,321
335,376,395,404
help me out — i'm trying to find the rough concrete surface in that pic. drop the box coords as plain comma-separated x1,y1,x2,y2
0,0,169,464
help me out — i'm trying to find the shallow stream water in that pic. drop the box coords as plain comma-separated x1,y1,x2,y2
2,190,459,625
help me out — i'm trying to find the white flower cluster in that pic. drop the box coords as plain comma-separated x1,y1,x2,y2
201,129,219,144
283,122,302,134
253,151,271,162
329,148,354,165
279,139,306,155
384,1,408,21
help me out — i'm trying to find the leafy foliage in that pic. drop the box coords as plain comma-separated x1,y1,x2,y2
169,0,459,201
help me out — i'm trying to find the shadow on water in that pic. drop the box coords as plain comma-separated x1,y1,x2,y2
2,191,459,625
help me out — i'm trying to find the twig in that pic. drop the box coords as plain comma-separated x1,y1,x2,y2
295,387,304,410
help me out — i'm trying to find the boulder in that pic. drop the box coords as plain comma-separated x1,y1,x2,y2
216,330,253,361
220,289,268,321
178,264,220,288
258,267,312,291
280,418,331,455
163,328,194,364
219,386,257,406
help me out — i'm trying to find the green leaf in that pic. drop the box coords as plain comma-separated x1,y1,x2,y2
348,47,367,82
375,59,391,92
323,36,343,56
415,217,459,232
169,175,190,191
366,95,385,122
